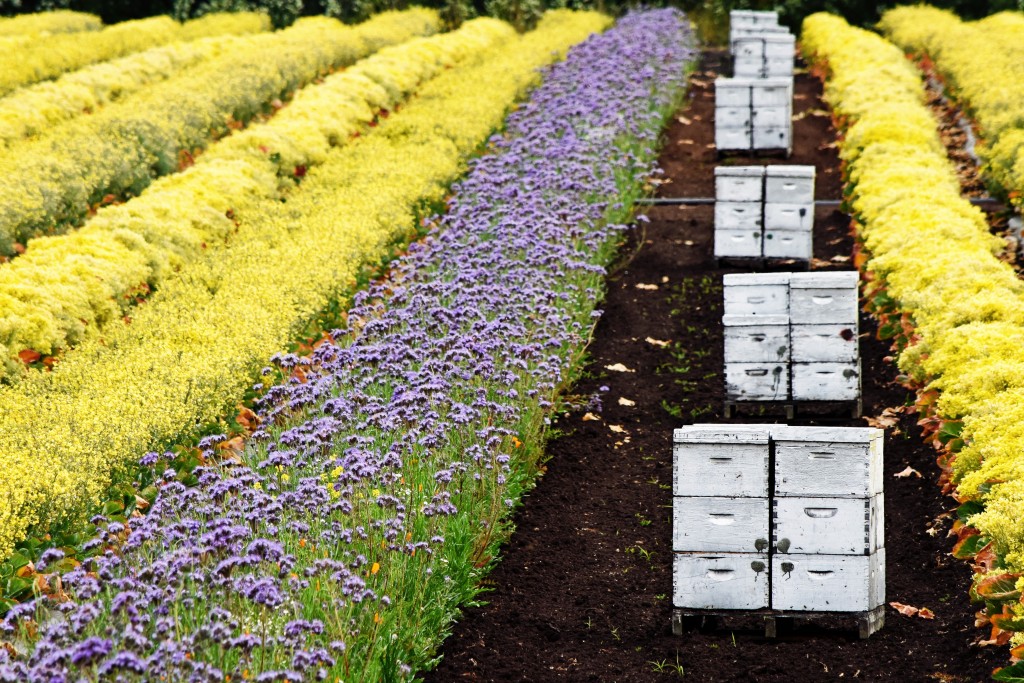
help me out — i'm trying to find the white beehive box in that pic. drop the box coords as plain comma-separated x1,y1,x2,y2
763,203,812,230
752,78,793,107
730,25,790,55
765,165,815,203
762,229,811,260
725,362,789,401
722,272,790,315
723,314,789,363
734,33,794,59
715,166,764,202
715,201,762,230
717,106,753,128
792,361,860,401
715,229,763,258
773,494,884,555
750,106,791,128
715,127,751,152
771,550,885,612
674,553,769,610
715,77,753,107
673,426,770,498
673,496,770,553
730,9,779,27
753,126,790,152
772,426,883,498
789,271,859,324
791,323,858,362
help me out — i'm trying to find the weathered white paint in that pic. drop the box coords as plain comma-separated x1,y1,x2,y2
789,271,859,324
773,494,884,555
714,229,763,258
674,553,770,610
715,126,752,151
716,106,753,129
750,106,791,129
763,202,812,231
751,78,793,107
725,361,789,401
723,315,790,362
715,78,752,107
733,33,795,59
765,165,815,202
772,426,884,497
752,125,791,152
730,9,779,27
762,229,812,260
791,361,860,401
791,323,858,362
715,201,763,230
771,551,885,612
722,273,790,315
715,166,764,202
674,496,770,553
673,438,770,497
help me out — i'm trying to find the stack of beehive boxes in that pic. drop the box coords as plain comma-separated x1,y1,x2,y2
672,424,885,634
722,271,860,404
714,165,815,261
716,10,795,155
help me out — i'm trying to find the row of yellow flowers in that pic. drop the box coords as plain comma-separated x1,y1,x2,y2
0,10,439,257
0,12,268,98
0,27,272,150
879,6,1024,211
802,12,1024,651
0,9,101,36
0,8,608,564
0,16,511,380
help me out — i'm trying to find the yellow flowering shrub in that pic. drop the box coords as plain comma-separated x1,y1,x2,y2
0,17,512,379
0,30,267,150
880,6,1024,209
802,12,1024,574
0,9,608,561
0,10,101,36
0,12,267,98
0,9,440,257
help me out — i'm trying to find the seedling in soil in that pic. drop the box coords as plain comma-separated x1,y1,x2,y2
636,512,653,527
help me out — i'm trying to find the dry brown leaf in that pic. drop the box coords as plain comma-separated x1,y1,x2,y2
676,115,692,125
889,602,920,617
895,465,922,479
608,424,627,434
618,397,636,407
605,363,635,373
645,337,671,348
677,139,695,145
582,412,601,422
635,283,659,291
864,406,903,429
918,607,936,620
705,143,716,149
831,254,851,263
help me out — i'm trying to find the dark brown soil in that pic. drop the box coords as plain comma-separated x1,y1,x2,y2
423,51,1004,683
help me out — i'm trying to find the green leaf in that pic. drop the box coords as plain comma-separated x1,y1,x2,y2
6,552,29,571
877,321,899,340
958,501,985,522
101,499,124,516
953,534,990,559
993,662,1024,682
937,420,964,445
0,597,17,615
977,574,1021,603
3,576,32,599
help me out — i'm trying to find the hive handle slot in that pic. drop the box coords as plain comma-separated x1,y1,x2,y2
708,513,735,525
803,507,838,518
707,569,735,581
745,369,768,377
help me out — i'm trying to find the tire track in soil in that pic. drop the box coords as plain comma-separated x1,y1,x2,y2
423,50,1004,682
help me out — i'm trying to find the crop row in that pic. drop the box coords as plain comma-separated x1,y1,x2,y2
0,8,607,569
0,15,512,381
802,12,1024,661
0,12,269,98
879,6,1024,210
0,9,694,681
0,22,273,150
0,9,101,36
0,10,439,259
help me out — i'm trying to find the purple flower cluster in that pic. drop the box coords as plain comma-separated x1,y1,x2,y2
0,10,695,682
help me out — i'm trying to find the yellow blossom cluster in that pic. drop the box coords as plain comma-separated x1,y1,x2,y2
0,16,513,379
0,9,440,256
0,9,101,36
0,8,608,562
879,6,1024,209
0,28,269,150
0,12,268,98
802,13,1024,571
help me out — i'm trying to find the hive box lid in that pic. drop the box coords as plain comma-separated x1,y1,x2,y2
789,271,858,289
771,425,882,443
722,313,789,327
734,33,795,45
723,272,791,287
765,164,815,179
674,424,771,444
715,165,765,178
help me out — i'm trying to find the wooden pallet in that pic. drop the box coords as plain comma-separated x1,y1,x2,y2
723,398,862,420
672,605,885,639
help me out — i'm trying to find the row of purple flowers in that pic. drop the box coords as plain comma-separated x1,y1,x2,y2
0,10,696,682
